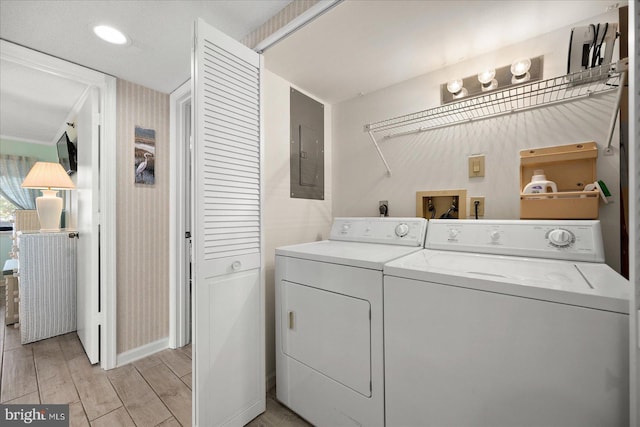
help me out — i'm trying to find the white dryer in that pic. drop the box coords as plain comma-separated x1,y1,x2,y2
384,219,630,427
275,217,428,427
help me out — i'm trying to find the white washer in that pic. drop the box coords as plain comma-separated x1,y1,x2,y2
275,217,428,427
384,219,630,427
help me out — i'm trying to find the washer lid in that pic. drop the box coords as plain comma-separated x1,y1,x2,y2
276,240,423,270
384,250,630,313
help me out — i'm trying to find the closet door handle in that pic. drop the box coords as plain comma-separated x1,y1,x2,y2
288,311,295,330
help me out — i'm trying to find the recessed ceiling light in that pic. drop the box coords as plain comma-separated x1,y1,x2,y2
93,25,129,45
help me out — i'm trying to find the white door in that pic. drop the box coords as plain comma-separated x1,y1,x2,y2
191,18,265,427
76,87,100,364
281,281,372,396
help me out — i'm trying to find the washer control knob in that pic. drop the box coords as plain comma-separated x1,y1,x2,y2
548,228,574,247
448,228,459,239
490,231,501,242
341,224,350,233
395,223,409,237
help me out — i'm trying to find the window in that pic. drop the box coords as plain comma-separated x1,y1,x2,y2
0,155,38,217
0,194,16,230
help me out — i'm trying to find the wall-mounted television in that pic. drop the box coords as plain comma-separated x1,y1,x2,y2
56,131,77,175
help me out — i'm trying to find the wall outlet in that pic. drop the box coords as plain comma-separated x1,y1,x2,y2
379,200,389,217
470,197,485,217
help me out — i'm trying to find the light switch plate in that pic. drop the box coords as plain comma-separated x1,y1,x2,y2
468,155,485,178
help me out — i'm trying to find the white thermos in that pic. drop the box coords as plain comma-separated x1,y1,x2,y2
522,169,557,194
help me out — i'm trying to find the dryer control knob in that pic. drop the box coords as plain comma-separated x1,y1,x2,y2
341,224,350,233
448,229,459,239
490,231,501,242
548,229,574,247
395,223,409,237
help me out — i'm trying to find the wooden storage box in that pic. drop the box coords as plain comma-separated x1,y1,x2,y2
520,142,599,219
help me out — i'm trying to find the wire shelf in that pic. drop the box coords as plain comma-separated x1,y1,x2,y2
364,62,624,139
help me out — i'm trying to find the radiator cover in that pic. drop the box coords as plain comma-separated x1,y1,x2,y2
19,231,77,344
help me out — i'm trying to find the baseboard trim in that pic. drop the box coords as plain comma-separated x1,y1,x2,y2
115,337,168,367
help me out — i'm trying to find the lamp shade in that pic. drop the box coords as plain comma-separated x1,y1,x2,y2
21,162,75,232
21,162,75,190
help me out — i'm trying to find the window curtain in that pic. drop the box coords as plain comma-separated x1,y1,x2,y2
0,155,38,210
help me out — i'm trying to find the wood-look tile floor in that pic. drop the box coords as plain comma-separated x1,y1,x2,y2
0,300,309,426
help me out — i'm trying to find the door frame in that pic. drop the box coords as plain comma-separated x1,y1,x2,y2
1,40,117,370
169,80,192,349
629,0,639,423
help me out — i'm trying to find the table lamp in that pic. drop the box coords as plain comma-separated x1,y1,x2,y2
21,162,76,232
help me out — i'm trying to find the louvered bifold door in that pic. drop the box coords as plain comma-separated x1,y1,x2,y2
192,18,265,427
197,27,261,272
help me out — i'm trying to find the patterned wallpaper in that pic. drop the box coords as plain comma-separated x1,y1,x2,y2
116,80,170,353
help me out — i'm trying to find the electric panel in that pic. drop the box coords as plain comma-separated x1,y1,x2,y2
290,88,324,200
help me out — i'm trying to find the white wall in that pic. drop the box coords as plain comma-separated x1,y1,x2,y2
263,68,333,383
332,10,622,271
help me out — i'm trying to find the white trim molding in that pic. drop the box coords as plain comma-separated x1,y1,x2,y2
253,0,343,53
628,0,639,424
116,337,169,367
169,79,192,349
100,76,118,370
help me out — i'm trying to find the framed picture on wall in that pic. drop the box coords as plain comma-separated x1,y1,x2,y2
134,125,155,185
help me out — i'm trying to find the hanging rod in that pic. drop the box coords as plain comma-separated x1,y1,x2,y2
364,60,626,174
